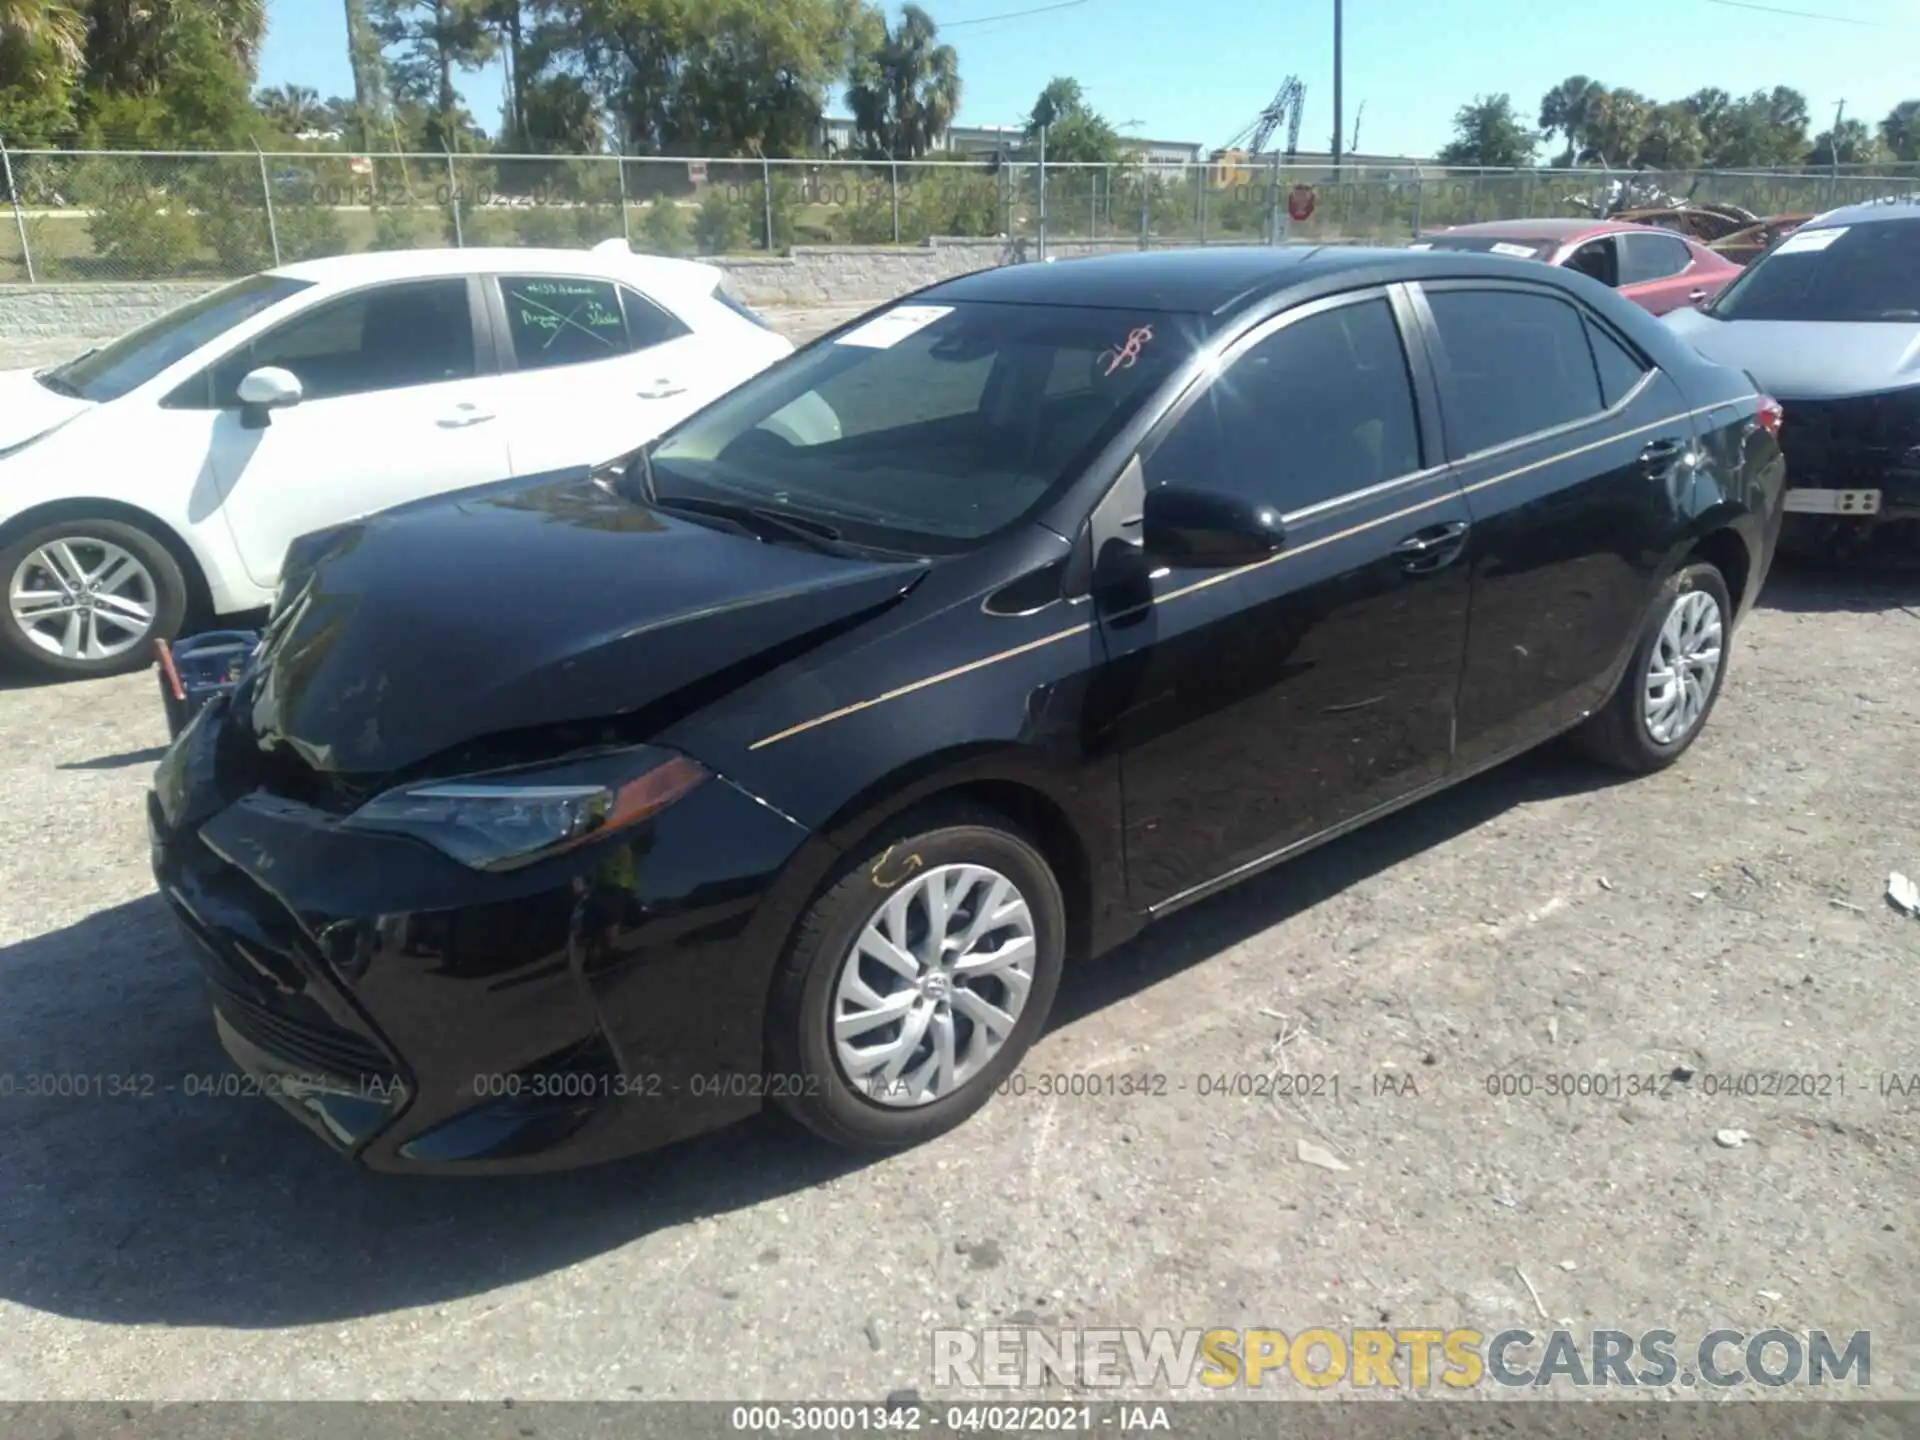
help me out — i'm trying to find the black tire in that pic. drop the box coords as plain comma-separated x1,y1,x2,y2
767,804,1066,1151
0,518,188,680
1571,560,1732,774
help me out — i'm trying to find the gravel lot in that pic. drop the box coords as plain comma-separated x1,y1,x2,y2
1,315,1917,1405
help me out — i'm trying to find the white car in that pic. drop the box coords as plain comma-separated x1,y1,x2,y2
0,243,795,678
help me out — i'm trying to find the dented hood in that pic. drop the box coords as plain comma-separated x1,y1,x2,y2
243,471,927,775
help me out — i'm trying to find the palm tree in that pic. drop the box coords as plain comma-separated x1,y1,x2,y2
86,0,268,93
257,82,326,134
0,0,86,72
1882,99,1920,162
1538,75,1603,166
846,4,960,160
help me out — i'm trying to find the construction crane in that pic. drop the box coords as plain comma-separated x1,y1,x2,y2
1222,77,1307,159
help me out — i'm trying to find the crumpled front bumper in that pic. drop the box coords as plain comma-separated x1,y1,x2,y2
148,698,813,1174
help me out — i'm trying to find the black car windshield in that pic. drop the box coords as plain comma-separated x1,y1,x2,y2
40,273,312,403
646,299,1202,554
1409,235,1557,261
1706,215,1920,322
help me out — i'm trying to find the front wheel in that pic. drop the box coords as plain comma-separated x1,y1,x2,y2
766,807,1066,1150
1572,560,1732,773
0,518,188,679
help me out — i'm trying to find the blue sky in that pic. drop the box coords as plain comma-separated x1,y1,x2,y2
258,0,1917,156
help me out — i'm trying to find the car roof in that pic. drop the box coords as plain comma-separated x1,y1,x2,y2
1803,195,1920,228
1431,217,1643,243
918,243,1606,317
266,245,723,295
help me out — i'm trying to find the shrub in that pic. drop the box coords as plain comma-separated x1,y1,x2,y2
693,188,748,255
368,204,430,252
640,196,691,255
89,188,200,277
274,202,346,262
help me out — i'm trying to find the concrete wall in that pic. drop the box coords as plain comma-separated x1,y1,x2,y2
0,236,1330,346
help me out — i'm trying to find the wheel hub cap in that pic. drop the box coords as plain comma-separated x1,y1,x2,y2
1643,588,1724,746
8,537,158,662
831,862,1037,1109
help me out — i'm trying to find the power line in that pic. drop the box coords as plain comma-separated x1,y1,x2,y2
937,0,1089,28
1703,0,1907,27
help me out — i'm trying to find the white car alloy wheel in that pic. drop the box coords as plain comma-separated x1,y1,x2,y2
831,863,1038,1108
1643,588,1724,746
8,537,159,662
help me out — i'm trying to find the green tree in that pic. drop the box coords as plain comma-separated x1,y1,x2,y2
83,0,265,95
1880,100,1920,162
846,3,960,159
0,29,78,143
693,185,747,252
1580,87,1651,169
372,0,495,151
551,0,869,157
1435,94,1537,169
342,0,389,148
1021,75,1121,164
1538,75,1604,166
256,82,325,135
520,71,603,151
1634,102,1705,169
1695,87,1809,167
0,0,84,72
1808,118,1882,168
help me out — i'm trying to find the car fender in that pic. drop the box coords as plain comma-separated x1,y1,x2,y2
0,425,260,615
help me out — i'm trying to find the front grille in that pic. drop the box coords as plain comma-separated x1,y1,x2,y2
1781,389,1920,480
214,986,397,1085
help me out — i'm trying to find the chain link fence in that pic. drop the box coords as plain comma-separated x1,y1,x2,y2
3,145,1918,283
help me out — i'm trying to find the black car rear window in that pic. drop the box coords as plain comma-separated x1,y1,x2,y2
1707,216,1920,322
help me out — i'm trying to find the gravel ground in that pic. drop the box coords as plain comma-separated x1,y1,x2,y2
0,318,1917,1406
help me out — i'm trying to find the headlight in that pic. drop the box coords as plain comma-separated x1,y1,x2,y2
341,746,709,872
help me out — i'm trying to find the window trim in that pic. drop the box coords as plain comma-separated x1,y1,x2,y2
1408,279,1659,466
162,274,494,410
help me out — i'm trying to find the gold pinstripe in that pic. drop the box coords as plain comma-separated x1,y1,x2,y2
746,398,1749,750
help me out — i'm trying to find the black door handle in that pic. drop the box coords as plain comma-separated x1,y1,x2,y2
1639,437,1685,473
1393,520,1470,572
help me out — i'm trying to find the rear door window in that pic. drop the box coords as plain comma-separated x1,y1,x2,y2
1424,288,1608,455
1619,231,1694,285
498,275,688,370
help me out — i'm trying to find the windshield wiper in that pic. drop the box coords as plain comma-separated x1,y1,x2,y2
650,493,869,558
34,371,83,397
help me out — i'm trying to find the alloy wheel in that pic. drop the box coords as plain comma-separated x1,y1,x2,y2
7,537,160,663
1643,588,1723,745
831,863,1037,1108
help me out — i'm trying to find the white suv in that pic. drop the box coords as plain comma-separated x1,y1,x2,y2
0,243,795,678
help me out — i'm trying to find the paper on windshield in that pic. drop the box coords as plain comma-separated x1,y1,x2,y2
1774,226,1846,254
1405,241,1434,250
835,304,954,348
1490,241,1538,259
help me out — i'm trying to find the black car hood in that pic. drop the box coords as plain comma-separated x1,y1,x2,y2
243,471,927,776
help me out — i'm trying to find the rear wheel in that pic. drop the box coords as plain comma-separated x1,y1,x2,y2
1572,560,1731,773
767,806,1066,1150
0,518,187,679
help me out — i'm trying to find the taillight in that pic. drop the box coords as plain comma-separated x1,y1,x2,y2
1756,395,1783,439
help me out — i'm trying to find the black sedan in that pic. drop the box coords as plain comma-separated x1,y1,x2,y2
149,246,1785,1173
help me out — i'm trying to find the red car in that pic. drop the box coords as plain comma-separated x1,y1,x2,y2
1409,218,1744,315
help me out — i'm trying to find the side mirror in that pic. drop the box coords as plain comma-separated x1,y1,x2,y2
236,366,302,429
1142,484,1286,568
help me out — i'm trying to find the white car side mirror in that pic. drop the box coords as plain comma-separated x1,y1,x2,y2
237,366,303,427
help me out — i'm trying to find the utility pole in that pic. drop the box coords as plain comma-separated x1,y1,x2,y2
1331,0,1344,175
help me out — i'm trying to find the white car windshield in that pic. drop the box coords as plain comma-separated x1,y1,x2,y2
647,299,1200,555
1707,216,1920,323
38,273,312,404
